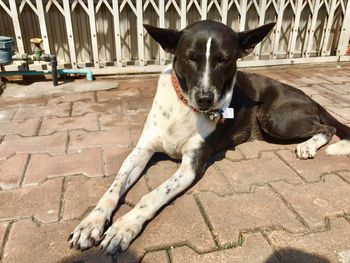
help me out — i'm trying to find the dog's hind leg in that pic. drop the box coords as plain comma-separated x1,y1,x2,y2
68,145,154,250
257,105,336,159
295,125,335,159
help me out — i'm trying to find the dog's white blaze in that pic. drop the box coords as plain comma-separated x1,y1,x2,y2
202,37,212,91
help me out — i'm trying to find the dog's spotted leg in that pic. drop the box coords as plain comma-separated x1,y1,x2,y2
68,146,154,250
296,129,334,159
99,150,207,253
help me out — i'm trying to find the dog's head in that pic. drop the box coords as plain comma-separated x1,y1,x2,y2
144,20,275,112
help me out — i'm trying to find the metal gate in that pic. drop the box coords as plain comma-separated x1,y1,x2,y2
0,0,350,74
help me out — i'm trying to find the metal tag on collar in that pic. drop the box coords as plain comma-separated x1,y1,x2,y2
223,108,234,119
208,110,223,122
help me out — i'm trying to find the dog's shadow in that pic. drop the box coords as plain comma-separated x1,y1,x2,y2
265,248,332,263
59,249,138,263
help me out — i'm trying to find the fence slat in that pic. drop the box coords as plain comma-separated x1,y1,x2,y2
136,0,145,66
337,0,350,56
321,0,337,56
181,0,187,29
36,0,50,53
8,0,24,53
112,0,122,67
201,0,208,19
88,0,99,67
221,0,228,23
305,0,322,58
239,0,247,31
288,0,303,58
272,0,286,59
159,0,166,65
254,0,267,60
63,0,77,67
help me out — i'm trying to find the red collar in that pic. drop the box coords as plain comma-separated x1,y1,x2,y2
171,71,197,112
171,71,225,123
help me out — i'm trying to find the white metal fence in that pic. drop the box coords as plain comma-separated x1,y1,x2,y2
1,0,350,74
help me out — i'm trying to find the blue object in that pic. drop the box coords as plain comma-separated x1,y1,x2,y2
0,36,13,65
0,68,94,81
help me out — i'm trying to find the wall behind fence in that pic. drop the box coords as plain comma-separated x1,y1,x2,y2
0,0,350,74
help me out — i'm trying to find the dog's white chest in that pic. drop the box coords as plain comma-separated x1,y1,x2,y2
140,66,216,158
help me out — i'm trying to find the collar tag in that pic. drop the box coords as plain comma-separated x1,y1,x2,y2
222,108,234,119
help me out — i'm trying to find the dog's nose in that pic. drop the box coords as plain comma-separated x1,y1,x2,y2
195,91,214,110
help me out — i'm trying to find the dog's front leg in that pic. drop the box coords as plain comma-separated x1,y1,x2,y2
99,149,210,253
69,146,154,250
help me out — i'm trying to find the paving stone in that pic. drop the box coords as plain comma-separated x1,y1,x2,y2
215,152,302,193
138,158,231,195
314,73,350,84
24,148,103,185
99,113,129,130
0,222,8,250
0,154,28,190
72,100,123,116
197,187,306,246
0,108,17,121
270,175,350,230
323,93,350,107
277,149,350,182
326,106,350,121
287,76,333,86
337,171,350,183
103,145,132,176
115,195,216,262
39,113,99,135
0,118,39,136
63,175,113,220
69,128,132,152
0,96,47,107
0,132,67,158
321,83,350,94
171,233,278,263
47,92,95,104
223,149,245,161
121,96,153,112
142,251,169,263
96,87,141,101
129,122,145,146
14,103,71,120
63,175,149,220
190,165,233,195
267,218,350,263
2,219,112,263
143,162,180,190
0,178,62,223
236,140,296,159
310,94,336,106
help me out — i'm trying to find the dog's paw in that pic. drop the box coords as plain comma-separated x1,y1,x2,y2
68,211,109,250
296,141,317,160
99,217,141,254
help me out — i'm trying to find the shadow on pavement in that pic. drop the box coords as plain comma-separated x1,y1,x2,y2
265,248,332,263
59,249,139,263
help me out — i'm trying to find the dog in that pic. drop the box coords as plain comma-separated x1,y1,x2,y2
68,20,350,254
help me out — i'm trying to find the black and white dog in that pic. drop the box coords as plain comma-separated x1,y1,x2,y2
69,20,350,253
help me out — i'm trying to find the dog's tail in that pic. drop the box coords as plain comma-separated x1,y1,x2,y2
318,104,350,156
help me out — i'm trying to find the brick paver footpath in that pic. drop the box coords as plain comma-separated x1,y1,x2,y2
0,65,350,263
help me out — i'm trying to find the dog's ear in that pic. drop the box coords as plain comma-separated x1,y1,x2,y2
237,22,275,57
144,24,182,54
